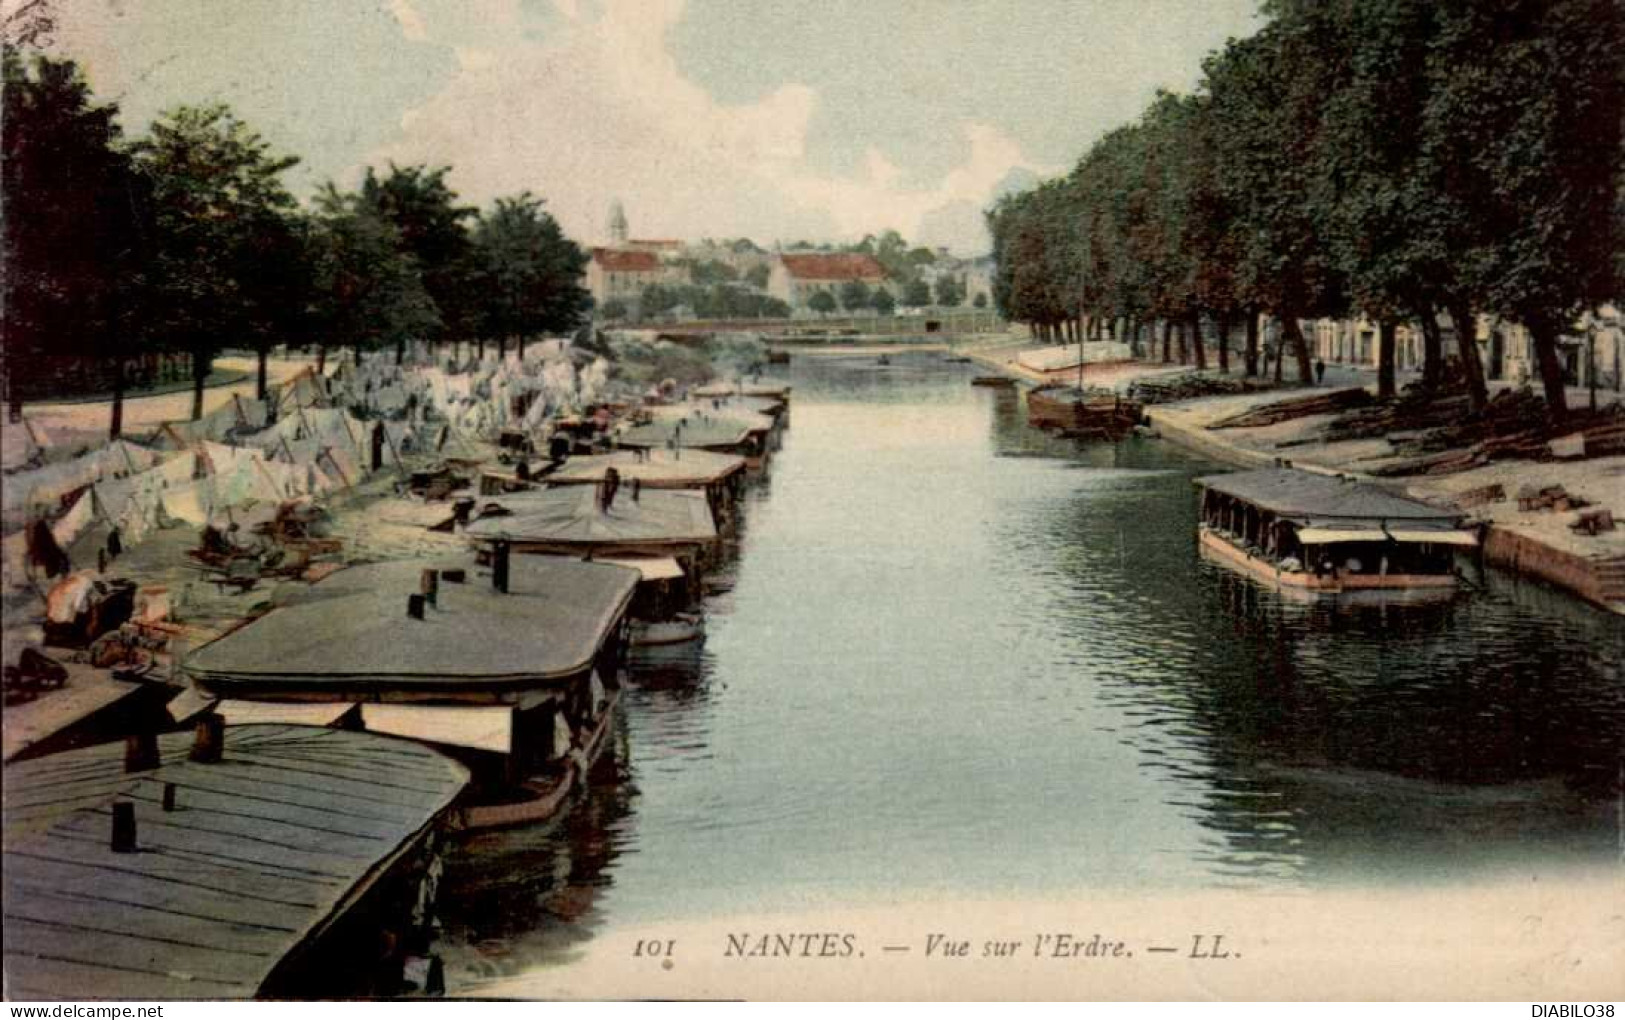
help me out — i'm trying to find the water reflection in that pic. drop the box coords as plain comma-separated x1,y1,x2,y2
439,350,1623,988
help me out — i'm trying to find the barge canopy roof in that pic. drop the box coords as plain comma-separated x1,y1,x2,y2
2,724,468,999
1195,468,1464,525
691,379,792,400
186,557,638,691
648,404,775,433
465,485,716,547
616,416,756,450
547,448,745,488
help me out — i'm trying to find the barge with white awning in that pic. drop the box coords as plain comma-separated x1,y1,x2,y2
1194,468,1478,596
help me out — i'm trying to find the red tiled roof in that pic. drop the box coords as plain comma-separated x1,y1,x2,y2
779,252,887,281
593,248,662,272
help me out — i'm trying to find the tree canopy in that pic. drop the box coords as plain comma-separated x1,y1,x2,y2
988,0,1625,417
2,49,149,420
1,49,601,419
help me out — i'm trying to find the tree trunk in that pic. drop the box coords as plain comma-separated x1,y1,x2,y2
395,338,406,366
1161,320,1172,363
257,343,270,401
1377,317,1397,399
109,357,125,440
317,344,328,376
190,347,210,421
1174,321,1188,364
1189,311,1207,371
353,344,363,368
1282,314,1312,384
517,334,526,360
1418,308,1443,391
1526,314,1570,424
1445,298,1489,411
1216,313,1231,374
1245,309,1260,377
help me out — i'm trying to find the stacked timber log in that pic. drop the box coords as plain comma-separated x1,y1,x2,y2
1205,388,1374,429
1448,483,1506,511
1317,387,1476,444
1128,372,1271,405
1366,393,1625,477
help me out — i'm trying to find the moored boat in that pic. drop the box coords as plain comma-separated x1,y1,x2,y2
1194,467,1479,597
630,612,705,647
1026,384,1143,438
183,555,640,831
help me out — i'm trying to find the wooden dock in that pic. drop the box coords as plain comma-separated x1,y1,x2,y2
2,723,468,999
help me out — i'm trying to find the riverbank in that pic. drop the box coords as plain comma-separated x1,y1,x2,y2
958,341,1625,615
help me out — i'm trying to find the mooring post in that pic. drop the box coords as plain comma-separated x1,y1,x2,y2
190,714,224,764
111,800,137,853
124,731,159,773
492,541,511,594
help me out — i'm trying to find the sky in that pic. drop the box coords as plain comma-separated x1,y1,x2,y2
41,0,1264,254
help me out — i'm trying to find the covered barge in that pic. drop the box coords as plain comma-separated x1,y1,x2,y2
1195,467,1479,596
2,723,468,998
183,557,638,830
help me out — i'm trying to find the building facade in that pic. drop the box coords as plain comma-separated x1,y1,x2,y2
1305,306,1622,392
585,248,668,311
767,253,891,314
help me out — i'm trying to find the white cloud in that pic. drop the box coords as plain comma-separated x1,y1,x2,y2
365,0,1046,252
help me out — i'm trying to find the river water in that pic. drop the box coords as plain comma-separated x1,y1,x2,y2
439,352,1624,987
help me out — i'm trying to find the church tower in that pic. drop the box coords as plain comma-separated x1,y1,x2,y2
607,200,629,246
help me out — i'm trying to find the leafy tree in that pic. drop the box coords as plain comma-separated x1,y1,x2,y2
1204,18,1346,384
902,278,933,308
307,186,438,370
1419,0,1624,420
744,263,771,289
808,290,837,317
130,104,301,419
2,49,150,434
853,230,914,281
973,292,988,309
640,283,681,319
685,258,739,286
872,288,897,316
471,192,592,358
359,164,477,355
600,298,629,321
839,279,873,312
934,274,966,308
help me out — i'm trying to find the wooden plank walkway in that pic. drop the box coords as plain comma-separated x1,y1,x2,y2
2,724,468,999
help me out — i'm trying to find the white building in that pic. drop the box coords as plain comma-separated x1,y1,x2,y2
767,253,891,314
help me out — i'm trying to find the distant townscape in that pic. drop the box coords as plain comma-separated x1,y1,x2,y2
587,201,993,324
